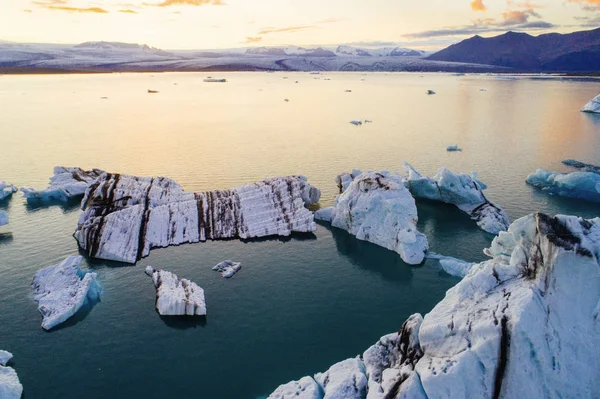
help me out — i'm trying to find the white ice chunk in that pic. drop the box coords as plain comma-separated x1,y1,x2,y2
0,351,12,367
322,171,429,265
146,267,206,316
21,166,104,203
526,168,600,203
404,162,509,234
32,255,101,330
0,181,17,201
314,358,367,399
427,253,476,278
212,260,242,278
0,352,22,399
581,94,600,114
267,376,322,399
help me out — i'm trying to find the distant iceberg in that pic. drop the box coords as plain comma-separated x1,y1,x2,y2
315,171,428,265
212,260,242,278
562,159,600,174
74,174,321,263
446,145,461,152
426,89,436,95
526,169,600,203
581,94,600,113
32,255,101,330
349,120,362,126
0,211,7,227
145,267,206,316
0,351,23,399
404,163,509,234
267,212,600,399
21,167,104,203
0,181,17,201
203,78,227,82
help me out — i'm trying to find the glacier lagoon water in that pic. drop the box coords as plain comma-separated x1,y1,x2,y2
0,72,599,398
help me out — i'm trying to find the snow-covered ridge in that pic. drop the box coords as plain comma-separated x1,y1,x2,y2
315,171,428,265
32,255,102,330
145,266,206,316
267,212,600,399
0,350,23,399
21,166,105,203
404,163,509,234
526,168,600,203
74,173,321,263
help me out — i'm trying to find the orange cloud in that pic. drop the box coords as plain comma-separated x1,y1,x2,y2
258,25,315,35
119,9,137,13
471,0,487,11
502,8,540,25
33,1,108,12
568,0,600,9
244,37,262,43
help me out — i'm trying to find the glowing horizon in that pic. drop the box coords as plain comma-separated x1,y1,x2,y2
1,0,599,50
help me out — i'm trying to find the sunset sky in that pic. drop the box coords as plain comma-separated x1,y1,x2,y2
1,0,599,50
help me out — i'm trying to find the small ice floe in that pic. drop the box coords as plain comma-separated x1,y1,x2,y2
426,253,475,278
21,167,104,203
345,89,352,92
100,96,108,99
446,145,462,151
364,119,372,123
526,169,600,203
203,78,227,83
295,81,299,83
0,350,23,399
581,94,600,114
212,260,242,278
426,90,436,95
32,255,102,330
145,267,206,316
0,211,8,227
349,120,362,126
0,181,17,201
284,98,289,102
147,89,159,94
562,159,600,174
310,71,320,75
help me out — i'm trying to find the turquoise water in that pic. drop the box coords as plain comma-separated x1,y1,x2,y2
0,72,599,398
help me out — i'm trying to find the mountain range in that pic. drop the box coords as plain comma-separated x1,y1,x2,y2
428,27,600,72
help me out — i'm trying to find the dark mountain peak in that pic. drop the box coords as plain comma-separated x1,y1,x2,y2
428,27,600,72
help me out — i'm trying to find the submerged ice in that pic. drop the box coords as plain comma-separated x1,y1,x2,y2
32,255,101,330
526,169,600,203
74,173,321,263
21,167,104,203
268,212,600,399
145,266,206,316
315,171,428,265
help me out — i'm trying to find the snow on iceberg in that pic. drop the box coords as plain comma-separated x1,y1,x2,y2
0,211,8,227
404,162,509,234
0,351,23,399
314,358,367,399
315,171,428,265
74,174,321,263
267,376,322,399
145,266,206,316
21,167,104,203
212,260,242,278
335,169,362,193
526,169,600,203
0,181,17,201
426,253,475,278
581,94,600,114
268,212,600,399
32,255,102,330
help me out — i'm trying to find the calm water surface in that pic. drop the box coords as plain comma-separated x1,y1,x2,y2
0,72,599,399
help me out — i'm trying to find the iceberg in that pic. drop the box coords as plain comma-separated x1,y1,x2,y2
404,163,509,234
426,90,436,95
315,171,428,265
0,351,23,399
335,169,362,193
268,212,600,399
314,358,367,399
145,266,206,316
32,255,102,330
562,159,600,174
0,181,17,201
0,211,7,227
349,120,363,126
74,173,320,263
21,166,104,203
426,253,475,278
526,169,600,203
581,94,600,113
267,377,321,399
446,145,461,152
212,260,242,278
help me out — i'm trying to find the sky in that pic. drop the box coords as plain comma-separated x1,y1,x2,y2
0,0,599,50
